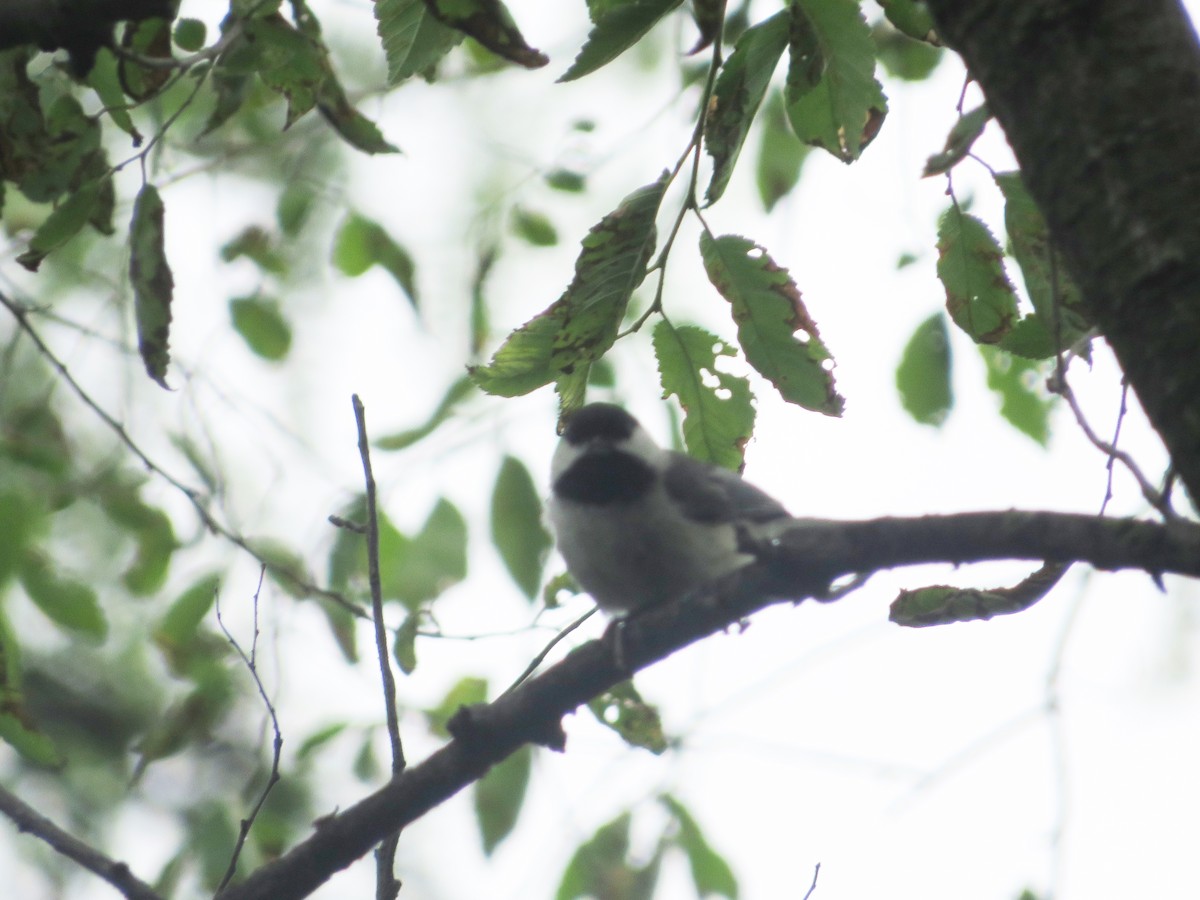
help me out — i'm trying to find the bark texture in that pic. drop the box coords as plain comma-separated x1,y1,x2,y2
925,0,1200,506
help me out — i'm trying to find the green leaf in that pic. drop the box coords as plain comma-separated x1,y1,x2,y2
425,676,488,737
0,608,62,765
936,207,1018,344
994,171,1093,354
490,456,552,600
895,313,952,426
296,722,347,762
316,76,400,154
19,551,107,640
653,321,754,470
157,573,221,651
17,177,110,272
376,376,475,450
242,14,325,126
424,0,547,68
559,0,685,82
556,812,662,900
130,183,174,388
755,88,809,211
123,506,178,595
785,0,887,162
474,744,532,854
923,103,990,176
699,232,844,415
689,0,724,53
0,490,45,588
471,174,667,399
873,20,942,81
333,213,419,307
220,226,288,274
511,207,559,246
393,611,419,674
230,295,293,361
587,680,668,753
394,498,468,609
877,0,937,42
545,169,587,193
980,346,1053,445
374,0,463,83
353,732,380,781
174,18,208,51
661,795,739,898
251,537,316,598
704,11,790,204
87,49,141,140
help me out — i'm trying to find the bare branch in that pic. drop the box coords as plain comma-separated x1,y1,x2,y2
351,394,404,900
215,569,284,893
0,784,162,900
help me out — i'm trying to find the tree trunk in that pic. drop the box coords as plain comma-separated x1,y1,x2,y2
925,0,1200,508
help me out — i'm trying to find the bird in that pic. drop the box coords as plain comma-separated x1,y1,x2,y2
547,403,791,614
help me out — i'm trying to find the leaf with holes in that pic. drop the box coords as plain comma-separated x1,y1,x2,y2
981,345,1053,445
653,321,754,470
701,233,843,415
588,680,667,753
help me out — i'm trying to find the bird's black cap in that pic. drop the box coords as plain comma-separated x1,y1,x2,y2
561,403,638,445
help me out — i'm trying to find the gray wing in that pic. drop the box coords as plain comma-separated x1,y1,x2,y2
662,452,789,524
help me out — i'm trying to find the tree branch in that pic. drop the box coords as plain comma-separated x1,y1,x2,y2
923,0,1200,505
0,783,162,900
0,0,175,74
218,510,1200,900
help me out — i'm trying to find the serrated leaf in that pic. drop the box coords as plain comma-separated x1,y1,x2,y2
923,103,990,176
16,177,109,271
471,174,666,397
559,0,684,82
424,0,547,68
231,295,293,361
995,171,1092,354
936,207,1018,344
375,0,463,83
653,322,753,470
333,212,418,306
425,676,487,737
661,795,739,899
243,13,325,126
130,183,174,388
587,680,667,753
394,611,419,673
700,233,843,414
377,376,475,450
896,313,952,426
756,88,809,211
19,551,107,640
490,456,551,600
395,498,468,609
474,744,531,854
785,0,887,162
704,11,790,204
980,345,1053,445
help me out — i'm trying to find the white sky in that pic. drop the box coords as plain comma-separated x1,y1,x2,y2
5,2,1200,899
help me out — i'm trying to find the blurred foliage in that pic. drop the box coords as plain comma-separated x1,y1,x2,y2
0,0,1078,895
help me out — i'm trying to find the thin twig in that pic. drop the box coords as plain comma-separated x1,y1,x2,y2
0,785,162,900
352,395,404,900
215,568,284,893
0,291,368,618
500,606,598,697
801,862,821,900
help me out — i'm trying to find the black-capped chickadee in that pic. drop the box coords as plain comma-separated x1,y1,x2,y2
548,403,791,614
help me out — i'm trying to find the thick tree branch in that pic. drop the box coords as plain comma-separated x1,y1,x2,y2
0,784,162,900
0,0,175,74
218,511,1200,900
924,0,1200,504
